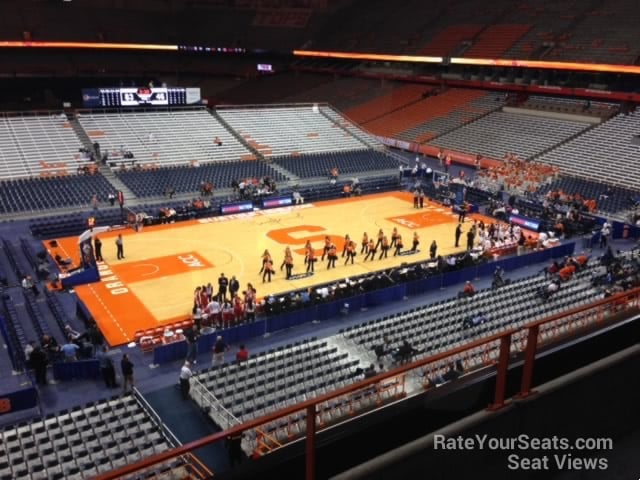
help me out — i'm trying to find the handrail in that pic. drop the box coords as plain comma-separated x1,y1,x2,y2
94,286,640,480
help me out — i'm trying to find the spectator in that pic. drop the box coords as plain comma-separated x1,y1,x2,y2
21,275,39,295
539,279,560,300
30,346,48,386
121,354,134,393
41,335,60,360
226,432,244,467
492,266,507,288
24,340,35,368
395,340,416,365
430,360,465,386
185,328,198,364
212,336,229,365
179,361,193,400
558,263,576,281
97,345,117,388
458,281,476,298
373,334,391,362
600,221,611,248
363,363,377,379
61,341,80,362
107,192,116,206
64,324,83,342
236,344,249,362
463,312,489,329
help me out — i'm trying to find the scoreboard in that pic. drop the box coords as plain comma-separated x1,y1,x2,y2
82,87,201,107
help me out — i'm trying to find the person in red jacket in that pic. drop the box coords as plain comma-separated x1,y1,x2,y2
236,344,249,362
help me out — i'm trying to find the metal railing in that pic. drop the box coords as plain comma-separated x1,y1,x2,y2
94,286,640,480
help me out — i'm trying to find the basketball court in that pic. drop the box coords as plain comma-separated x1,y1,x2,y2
48,192,499,346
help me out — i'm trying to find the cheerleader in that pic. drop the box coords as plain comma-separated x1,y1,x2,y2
280,246,292,271
321,235,331,261
262,257,275,283
284,248,294,279
344,239,356,265
393,234,404,256
259,249,271,274
411,232,420,252
303,240,312,265
341,234,351,257
361,232,369,254
378,235,390,259
375,228,384,250
306,246,316,273
390,227,399,248
364,238,377,261
327,243,338,269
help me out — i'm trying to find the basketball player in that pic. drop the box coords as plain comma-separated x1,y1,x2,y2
412,232,420,252
419,190,425,208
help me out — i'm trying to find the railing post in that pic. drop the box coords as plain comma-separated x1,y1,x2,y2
487,334,511,411
305,404,316,480
515,325,539,399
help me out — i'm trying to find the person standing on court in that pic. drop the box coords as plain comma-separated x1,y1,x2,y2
390,227,399,249
419,190,425,209
94,236,103,262
455,223,463,248
259,249,271,274
115,234,124,260
411,232,420,252
326,243,338,269
341,234,351,258
229,275,240,299
284,248,294,279
361,232,369,254
179,361,193,400
218,273,229,302
393,234,404,256
321,236,331,261
375,229,384,250
413,189,419,208
344,239,356,265
364,238,377,261
262,257,274,283
430,240,438,260
379,235,390,259
466,228,475,251
458,201,468,223
280,246,292,271
306,245,316,273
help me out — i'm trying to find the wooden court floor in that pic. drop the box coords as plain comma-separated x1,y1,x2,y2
50,192,494,346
